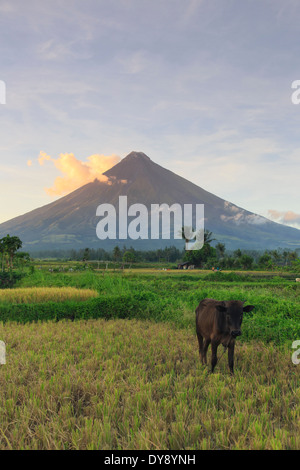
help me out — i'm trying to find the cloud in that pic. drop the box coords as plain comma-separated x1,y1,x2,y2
37,38,93,61
181,0,203,25
221,205,268,226
37,151,120,196
224,201,240,213
0,2,15,12
267,210,300,228
38,151,52,165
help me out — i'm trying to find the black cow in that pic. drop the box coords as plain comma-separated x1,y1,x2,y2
195,298,255,374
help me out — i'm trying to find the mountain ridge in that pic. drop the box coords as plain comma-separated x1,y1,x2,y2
0,151,299,251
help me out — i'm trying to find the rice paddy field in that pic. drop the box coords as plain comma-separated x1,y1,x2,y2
0,268,299,450
0,287,99,304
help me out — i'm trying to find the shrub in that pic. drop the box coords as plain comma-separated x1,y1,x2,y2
201,271,251,282
0,272,23,289
0,292,156,324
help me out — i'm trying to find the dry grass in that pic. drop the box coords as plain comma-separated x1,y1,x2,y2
0,287,98,304
0,319,298,450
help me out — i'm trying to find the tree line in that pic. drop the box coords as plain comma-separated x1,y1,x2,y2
185,242,299,270
33,237,299,271
1,231,299,271
70,245,184,264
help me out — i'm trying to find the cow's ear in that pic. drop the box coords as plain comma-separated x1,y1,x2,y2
243,305,255,313
216,305,227,313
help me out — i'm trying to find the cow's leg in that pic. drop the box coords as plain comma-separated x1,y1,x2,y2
211,341,219,373
196,332,204,363
228,340,235,375
203,338,211,365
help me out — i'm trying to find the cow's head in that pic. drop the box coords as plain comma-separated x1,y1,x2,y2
216,301,255,338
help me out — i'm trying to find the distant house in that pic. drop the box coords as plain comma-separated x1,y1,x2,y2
177,261,190,270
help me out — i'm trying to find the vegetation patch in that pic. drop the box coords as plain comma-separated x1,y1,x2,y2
0,287,98,305
0,252,298,450
0,292,156,324
0,270,296,344
201,271,252,282
0,272,23,289
0,319,298,450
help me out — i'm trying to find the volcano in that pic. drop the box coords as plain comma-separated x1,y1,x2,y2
0,151,299,252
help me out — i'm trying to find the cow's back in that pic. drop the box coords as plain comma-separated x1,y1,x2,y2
196,298,221,338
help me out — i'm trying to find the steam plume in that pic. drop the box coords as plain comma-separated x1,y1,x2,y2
37,151,120,196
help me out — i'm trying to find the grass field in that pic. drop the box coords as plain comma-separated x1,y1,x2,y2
13,268,300,342
0,287,98,304
0,268,299,450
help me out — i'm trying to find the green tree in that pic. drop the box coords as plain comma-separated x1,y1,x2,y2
113,246,121,262
240,254,254,270
1,234,22,269
185,244,217,268
216,242,226,259
271,249,280,265
0,238,5,272
258,252,272,269
224,256,235,269
233,249,242,259
123,251,136,264
287,251,298,265
82,247,90,261
282,250,289,266
184,230,216,268
203,230,215,245
15,252,31,272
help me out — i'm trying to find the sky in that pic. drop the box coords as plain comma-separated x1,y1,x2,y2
0,0,299,229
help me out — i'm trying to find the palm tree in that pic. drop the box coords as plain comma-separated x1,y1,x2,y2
179,226,195,244
282,250,289,266
288,251,298,265
216,242,226,259
271,249,280,265
203,230,215,245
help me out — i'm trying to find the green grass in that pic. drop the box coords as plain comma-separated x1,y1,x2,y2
0,319,298,450
5,268,298,344
0,267,298,449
